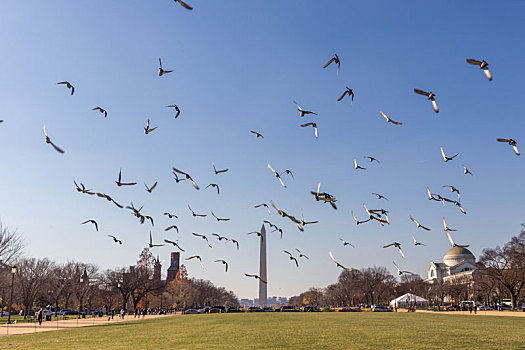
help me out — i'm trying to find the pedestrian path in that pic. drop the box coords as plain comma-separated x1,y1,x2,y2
0,313,175,336
417,310,525,317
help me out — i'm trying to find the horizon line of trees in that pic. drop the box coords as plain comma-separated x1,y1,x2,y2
289,225,525,309
0,222,239,317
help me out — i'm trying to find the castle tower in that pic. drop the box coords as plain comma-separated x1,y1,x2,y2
166,252,180,282
153,255,162,281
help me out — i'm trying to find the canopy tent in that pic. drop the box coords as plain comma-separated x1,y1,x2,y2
389,293,429,308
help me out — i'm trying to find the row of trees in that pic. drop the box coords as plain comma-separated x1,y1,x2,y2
289,226,525,309
0,222,239,317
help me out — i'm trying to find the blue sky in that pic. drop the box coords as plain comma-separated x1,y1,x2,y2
0,1,524,299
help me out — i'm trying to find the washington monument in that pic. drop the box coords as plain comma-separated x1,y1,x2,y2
259,224,267,307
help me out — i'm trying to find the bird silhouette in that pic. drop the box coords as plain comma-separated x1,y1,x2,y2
300,122,318,139
42,125,65,153
166,104,181,118
108,235,122,245
329,251,353,271
57,81,74,95
414,88,438,113
214,259,229,272
254,203,271,215
92,107,107,118
268,163,287,188
466,58,492,81
81,220,98,232
164,240,185,252
323,53,340,75
497,138,520,156
382,242,405,258
250,130,264,138
148,232,164,248
293,101,318,117
173,168,199,189
441,146,459,162
144,119,157,134
192,232,212,248
245,273,267,284
186,256,204,268
338,87,354,104
379,110,402,125
174,0,193,10
410,216,431,231
145,181,158,193
205,183,220,195
212,163,229,174
115,169,136,187
158,58,173,76
188,205,207,217
211,211,230,222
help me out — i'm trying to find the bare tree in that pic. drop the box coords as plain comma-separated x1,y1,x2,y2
479,228,525,309
0,222,24,264
337,269,363,306
443,275,471,304
302,288,323,307
104,268,134,311
15,258,52,317
360,266,395,305
323,283,348,307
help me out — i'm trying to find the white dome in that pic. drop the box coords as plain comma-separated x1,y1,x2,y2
443,247,475,267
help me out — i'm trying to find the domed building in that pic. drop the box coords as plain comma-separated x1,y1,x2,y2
425,247,479,284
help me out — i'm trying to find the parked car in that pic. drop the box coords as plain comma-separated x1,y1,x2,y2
182,309,199,315
34,309,55,316
0,311,9,316
198,307,211,314
337,308,360,312
445,305,459,311
477,305,493,311
85,309,98,315
280,306,301,312
303,306,321,312
58,309,79,315
209,306,226,313
372,305,392,312
226,308,244,313
247,307,263,312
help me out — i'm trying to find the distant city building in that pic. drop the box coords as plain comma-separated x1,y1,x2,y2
240,296,288,307
240,299,254,307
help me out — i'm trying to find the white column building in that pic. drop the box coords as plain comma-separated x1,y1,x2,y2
425,247,478,284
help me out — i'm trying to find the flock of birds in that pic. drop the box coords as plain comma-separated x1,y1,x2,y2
5,2,521,289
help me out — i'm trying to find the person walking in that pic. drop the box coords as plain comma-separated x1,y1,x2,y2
37,308,43,326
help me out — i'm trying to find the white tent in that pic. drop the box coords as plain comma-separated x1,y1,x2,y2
389,293,429,308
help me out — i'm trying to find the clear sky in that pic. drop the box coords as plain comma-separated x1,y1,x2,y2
0,1,524,299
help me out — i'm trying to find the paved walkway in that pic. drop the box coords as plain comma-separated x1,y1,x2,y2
0,313,175,336
417,310,525,317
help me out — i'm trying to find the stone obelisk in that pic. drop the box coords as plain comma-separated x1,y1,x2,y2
259,224,267,307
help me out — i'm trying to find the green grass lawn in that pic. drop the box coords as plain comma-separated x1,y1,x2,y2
0,312,524,349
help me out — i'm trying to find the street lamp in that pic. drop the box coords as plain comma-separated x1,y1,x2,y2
7,266,16,324
79,276,84,319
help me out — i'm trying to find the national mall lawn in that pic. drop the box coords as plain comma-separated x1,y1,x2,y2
1,312,524,349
